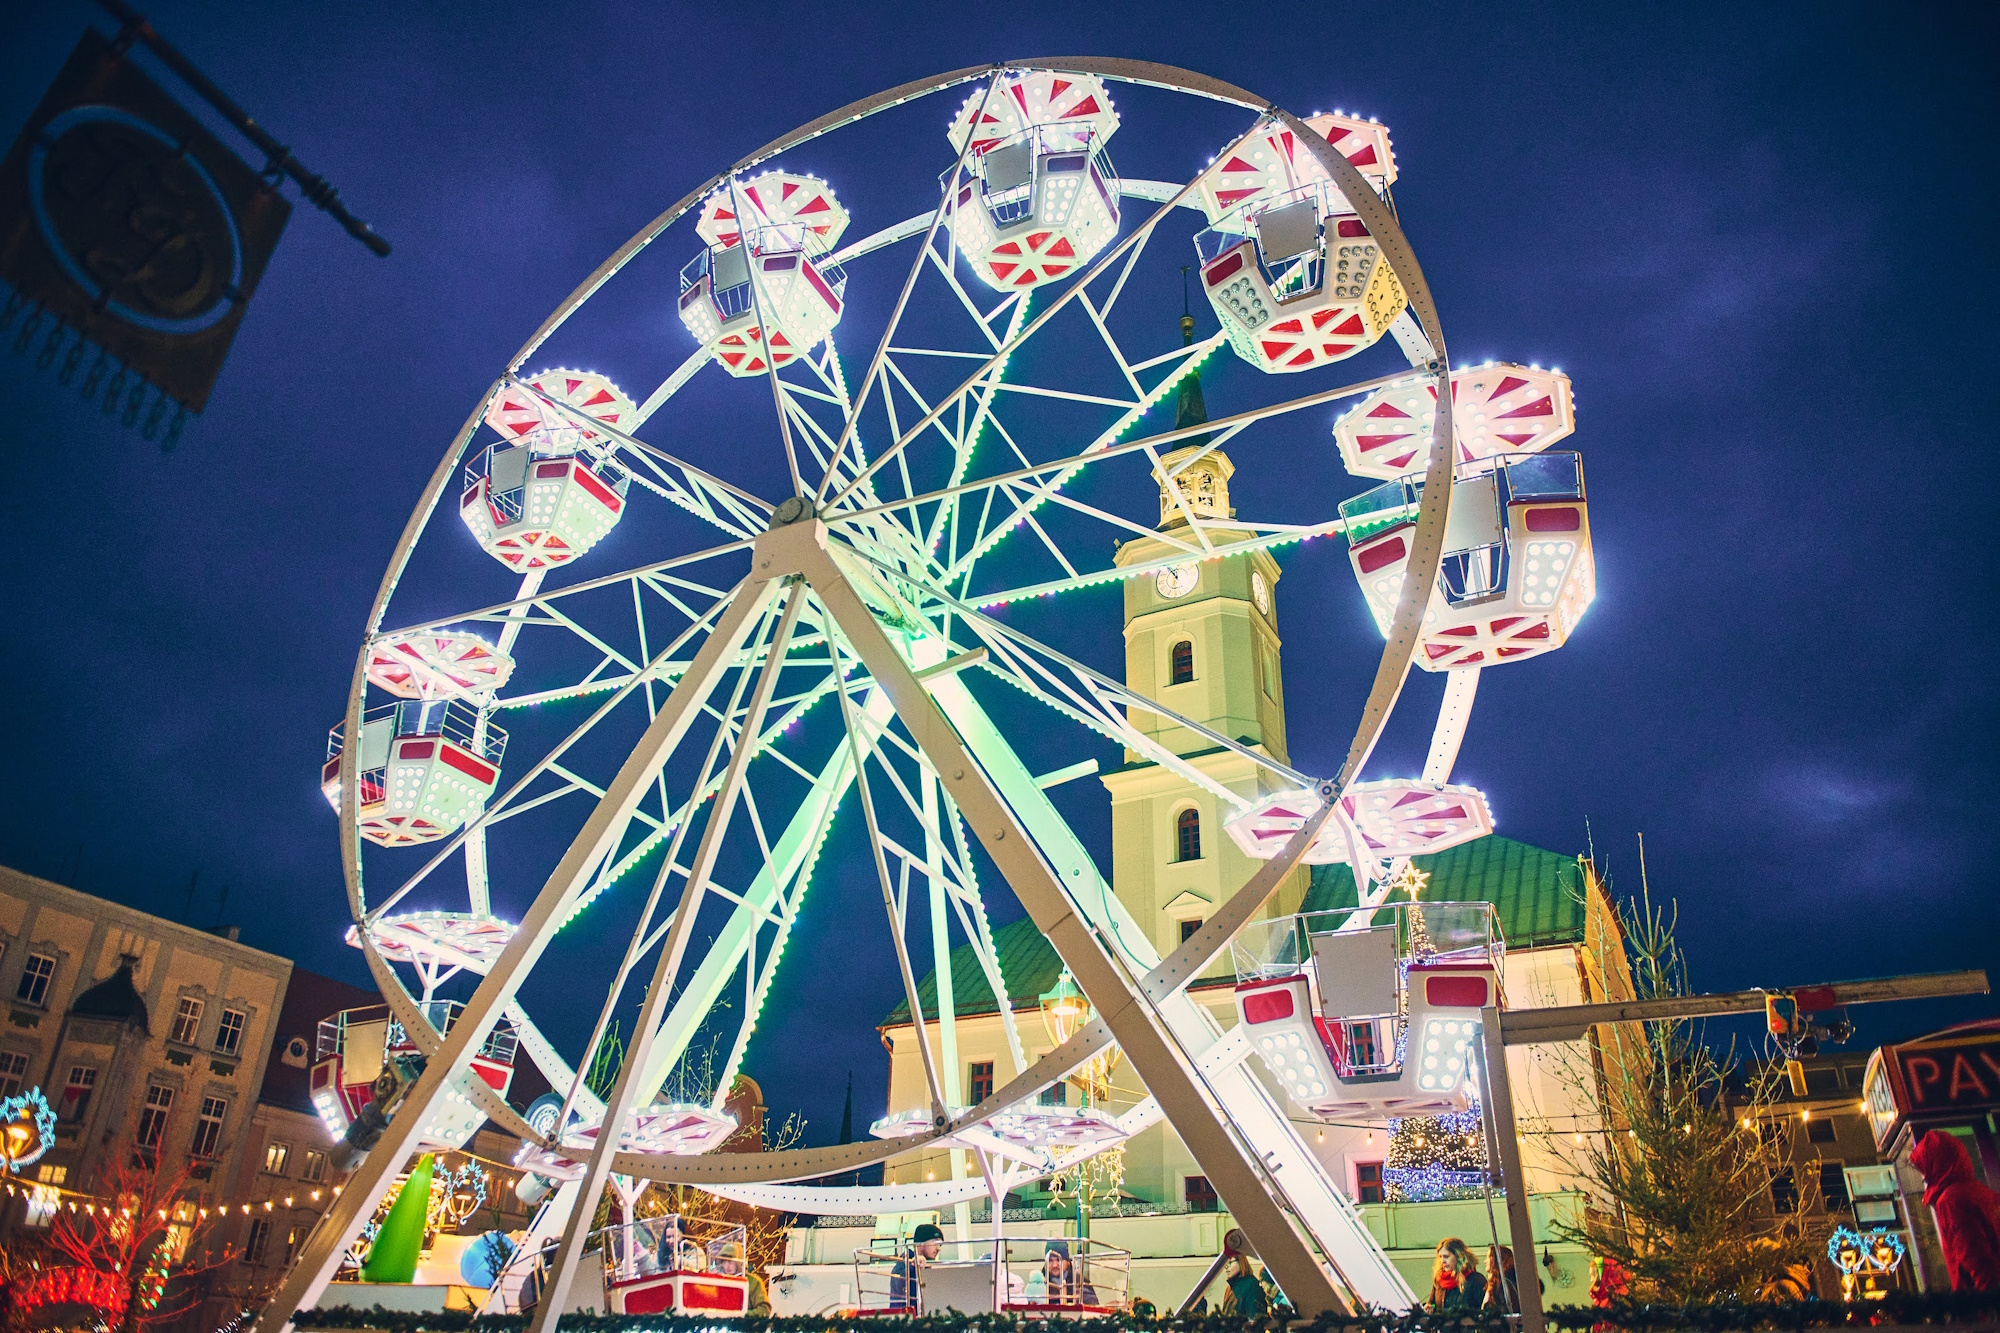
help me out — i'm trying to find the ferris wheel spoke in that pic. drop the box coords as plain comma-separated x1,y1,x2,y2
832,634,952,1119
373,534,753,645
823,117,1276,519
823,125,1259,514
630,676,885,1106
552,581,795,1136
508,369,777,536
841,357,1407,590
809,73,1005,509
360,575,754,925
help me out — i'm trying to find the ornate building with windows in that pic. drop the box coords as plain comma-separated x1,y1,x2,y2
0,866,292,1218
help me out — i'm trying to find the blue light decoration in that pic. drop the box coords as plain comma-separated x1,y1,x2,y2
1827,1225,1905,1274
0,1087,56,1174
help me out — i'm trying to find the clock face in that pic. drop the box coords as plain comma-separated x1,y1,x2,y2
1252,570,1270,614
1155,563,1199,599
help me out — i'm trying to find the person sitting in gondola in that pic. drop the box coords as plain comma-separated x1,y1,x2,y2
1026,1240,1096,1305
890,1223,945,1311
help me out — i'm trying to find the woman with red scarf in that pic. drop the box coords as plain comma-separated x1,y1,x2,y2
1428,1239,1486,1313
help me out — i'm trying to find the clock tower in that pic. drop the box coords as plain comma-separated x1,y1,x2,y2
1100,317,1306,962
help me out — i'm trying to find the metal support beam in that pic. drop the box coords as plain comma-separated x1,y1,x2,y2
1479,1005,1547,1333
1498,969,1990,1046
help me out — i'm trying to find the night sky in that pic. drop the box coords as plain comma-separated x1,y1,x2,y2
2,2,1994,1146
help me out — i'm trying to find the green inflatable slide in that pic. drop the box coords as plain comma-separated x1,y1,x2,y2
359,1153,435,1284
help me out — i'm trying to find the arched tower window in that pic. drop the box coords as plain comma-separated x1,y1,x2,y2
1176,807,1202,862
1169,639,1194,685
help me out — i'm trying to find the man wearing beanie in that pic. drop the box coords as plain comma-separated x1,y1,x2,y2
891,1223,946,1310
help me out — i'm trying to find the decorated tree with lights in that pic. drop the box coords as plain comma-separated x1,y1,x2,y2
1382,1109,1491,1202
1547,852,1822,1301
13,1153,231,1332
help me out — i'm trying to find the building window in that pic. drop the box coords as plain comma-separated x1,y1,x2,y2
284,1226,302,1266
215,1008,247,1056
1260,648,1276,698
191,1096,227,1158
264,1141,291,1176
302,1150,328,1183
37,1164,67,1185
60,1065,96,1123
246,1217,272,1264
1184,1175,1218,1213
1180,918,1202,944
1169,640,1194,685
1176,808,1202,862
1346,1021,1381,1069
1819,1160,1849,1211
1355,1161,1385,1205
0,1051,27,1097
165,1201,197,1263
1806,1117,1836,1144
136,1084,175,1149
967,1062,994,1105
169,996,204,1046
17,953,56,1006
1038,1081,1068,1107
1769,1166,1798,1214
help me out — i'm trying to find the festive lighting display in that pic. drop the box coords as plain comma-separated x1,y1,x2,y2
1382,1108,1489,1202
0,1085,56,1173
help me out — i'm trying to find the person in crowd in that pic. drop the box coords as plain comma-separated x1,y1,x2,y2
1219,1251,1270,1317
889,1222,945,1311
1484,1244,1541,1311
1428,1238,1486,1313
745,1266,772,1317
1912,1130,2000,1292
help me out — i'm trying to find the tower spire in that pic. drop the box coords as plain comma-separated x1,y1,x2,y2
1173,279,1210,451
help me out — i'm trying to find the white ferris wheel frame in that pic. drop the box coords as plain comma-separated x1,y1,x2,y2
258,58,1481,1331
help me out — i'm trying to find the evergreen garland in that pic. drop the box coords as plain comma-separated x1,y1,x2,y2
291,1289,2000,1332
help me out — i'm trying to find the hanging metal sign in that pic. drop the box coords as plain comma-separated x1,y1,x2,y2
0,29,291,428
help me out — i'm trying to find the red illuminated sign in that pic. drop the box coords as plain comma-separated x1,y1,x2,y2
1862,1021,2000,1151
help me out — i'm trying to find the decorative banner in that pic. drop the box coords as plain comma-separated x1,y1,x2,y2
0,29,292,440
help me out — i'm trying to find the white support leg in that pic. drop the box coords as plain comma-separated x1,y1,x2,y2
1479,1004,1547,1333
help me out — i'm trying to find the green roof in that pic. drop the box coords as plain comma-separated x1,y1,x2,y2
1302,834,1587,949
883,915,1063,1027
884,833,1586,1026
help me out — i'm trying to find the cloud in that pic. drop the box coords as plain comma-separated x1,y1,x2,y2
1758,758,1904,826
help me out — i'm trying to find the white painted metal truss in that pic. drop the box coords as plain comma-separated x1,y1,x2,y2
251,59,1585,1332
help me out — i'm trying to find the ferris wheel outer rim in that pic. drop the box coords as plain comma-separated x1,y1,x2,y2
336,60,1463,1172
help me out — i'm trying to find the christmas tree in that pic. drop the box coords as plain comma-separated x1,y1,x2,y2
1381,1108,1491,1202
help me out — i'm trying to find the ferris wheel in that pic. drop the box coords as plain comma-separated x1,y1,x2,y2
262,59,1596,1330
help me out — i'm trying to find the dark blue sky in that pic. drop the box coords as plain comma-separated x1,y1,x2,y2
2,2,1994,1144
